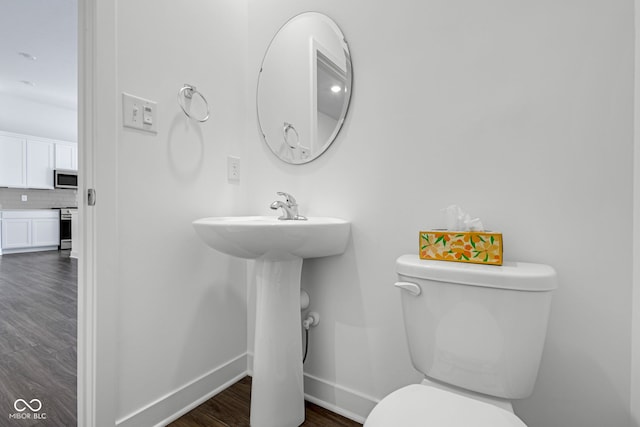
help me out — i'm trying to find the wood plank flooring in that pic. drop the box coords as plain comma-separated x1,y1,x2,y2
0,251,360,427
0,250,77,427
169,376,363,427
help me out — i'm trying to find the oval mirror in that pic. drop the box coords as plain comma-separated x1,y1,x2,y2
257,12,353,164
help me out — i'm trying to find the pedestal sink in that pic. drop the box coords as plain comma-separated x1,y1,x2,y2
192,216,350,427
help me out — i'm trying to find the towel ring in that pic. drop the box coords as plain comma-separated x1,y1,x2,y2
283,122,299,149
177,84,210,122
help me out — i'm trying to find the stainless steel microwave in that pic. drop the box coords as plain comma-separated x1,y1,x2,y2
54,169,78,189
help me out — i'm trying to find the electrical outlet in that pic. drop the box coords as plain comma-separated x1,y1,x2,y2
227,156,240,182
21,195,27,202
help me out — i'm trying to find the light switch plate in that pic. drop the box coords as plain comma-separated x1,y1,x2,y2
122,92,158,133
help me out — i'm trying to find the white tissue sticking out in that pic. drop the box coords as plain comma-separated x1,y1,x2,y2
442,205,484,231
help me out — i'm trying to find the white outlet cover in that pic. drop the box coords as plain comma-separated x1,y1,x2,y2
227,156,240,182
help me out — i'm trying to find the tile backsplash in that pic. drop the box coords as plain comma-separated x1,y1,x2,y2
0,188,78,209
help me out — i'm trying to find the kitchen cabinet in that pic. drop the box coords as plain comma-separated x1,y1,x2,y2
26,140,54,189
2,218,31,249
32,217,60,246
0,131,76,188
1,210,59,254
0,134,26,187
55,142,78,171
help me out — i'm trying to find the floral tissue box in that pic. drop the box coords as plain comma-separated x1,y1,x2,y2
419,230,503,266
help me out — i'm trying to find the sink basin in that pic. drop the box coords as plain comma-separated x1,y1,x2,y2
192,216,350,260
192,215,350,427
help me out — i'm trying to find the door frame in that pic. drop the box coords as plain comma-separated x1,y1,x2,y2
632,2,640,425
78,0,118,425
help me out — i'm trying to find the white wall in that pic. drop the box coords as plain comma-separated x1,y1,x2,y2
632,1,640,425
0,93,76,142
100,0,635,425
111,0,249,425
244,1,634,426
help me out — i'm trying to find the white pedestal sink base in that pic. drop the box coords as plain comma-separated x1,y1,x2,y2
192,216,350,426
251,258,305,427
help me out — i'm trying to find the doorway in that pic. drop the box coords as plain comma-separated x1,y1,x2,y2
0,1,79,425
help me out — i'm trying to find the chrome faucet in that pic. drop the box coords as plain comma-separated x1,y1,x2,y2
270,192,307,220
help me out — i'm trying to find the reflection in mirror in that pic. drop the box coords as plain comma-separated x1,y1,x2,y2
257,12,352,164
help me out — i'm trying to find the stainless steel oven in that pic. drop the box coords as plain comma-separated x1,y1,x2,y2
54,169,78,189
59,208,75,250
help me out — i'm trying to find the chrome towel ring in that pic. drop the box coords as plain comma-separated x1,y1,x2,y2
177,84,210,122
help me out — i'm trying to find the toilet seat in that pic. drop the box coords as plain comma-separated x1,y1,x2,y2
365,384,527,427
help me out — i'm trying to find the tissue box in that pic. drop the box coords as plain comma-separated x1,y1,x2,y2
419,230,503,265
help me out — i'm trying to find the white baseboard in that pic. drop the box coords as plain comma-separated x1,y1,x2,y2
248,351,379,423
2,246,58,255
247,351,253,376
303,373,379,424
116,353,248,427
246,351,378,423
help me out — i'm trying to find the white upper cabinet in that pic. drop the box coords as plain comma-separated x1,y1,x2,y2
0,131,76,189
26,140,54,189
54,142,78,171
0,134,27,187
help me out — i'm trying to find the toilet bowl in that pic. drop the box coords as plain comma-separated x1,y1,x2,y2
365,255,557,426
366,381,526,427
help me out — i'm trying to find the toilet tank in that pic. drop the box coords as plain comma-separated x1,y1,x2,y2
395,254,557,400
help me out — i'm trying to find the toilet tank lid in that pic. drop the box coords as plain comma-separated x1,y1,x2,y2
396,254,557,291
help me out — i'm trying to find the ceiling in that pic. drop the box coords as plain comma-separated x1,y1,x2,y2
0,0,77,109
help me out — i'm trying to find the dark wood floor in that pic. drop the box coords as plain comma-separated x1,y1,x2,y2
0,250,77,427
170,376,362,427
0,252,360,427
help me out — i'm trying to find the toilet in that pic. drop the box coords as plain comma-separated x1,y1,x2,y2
365,254,557,427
